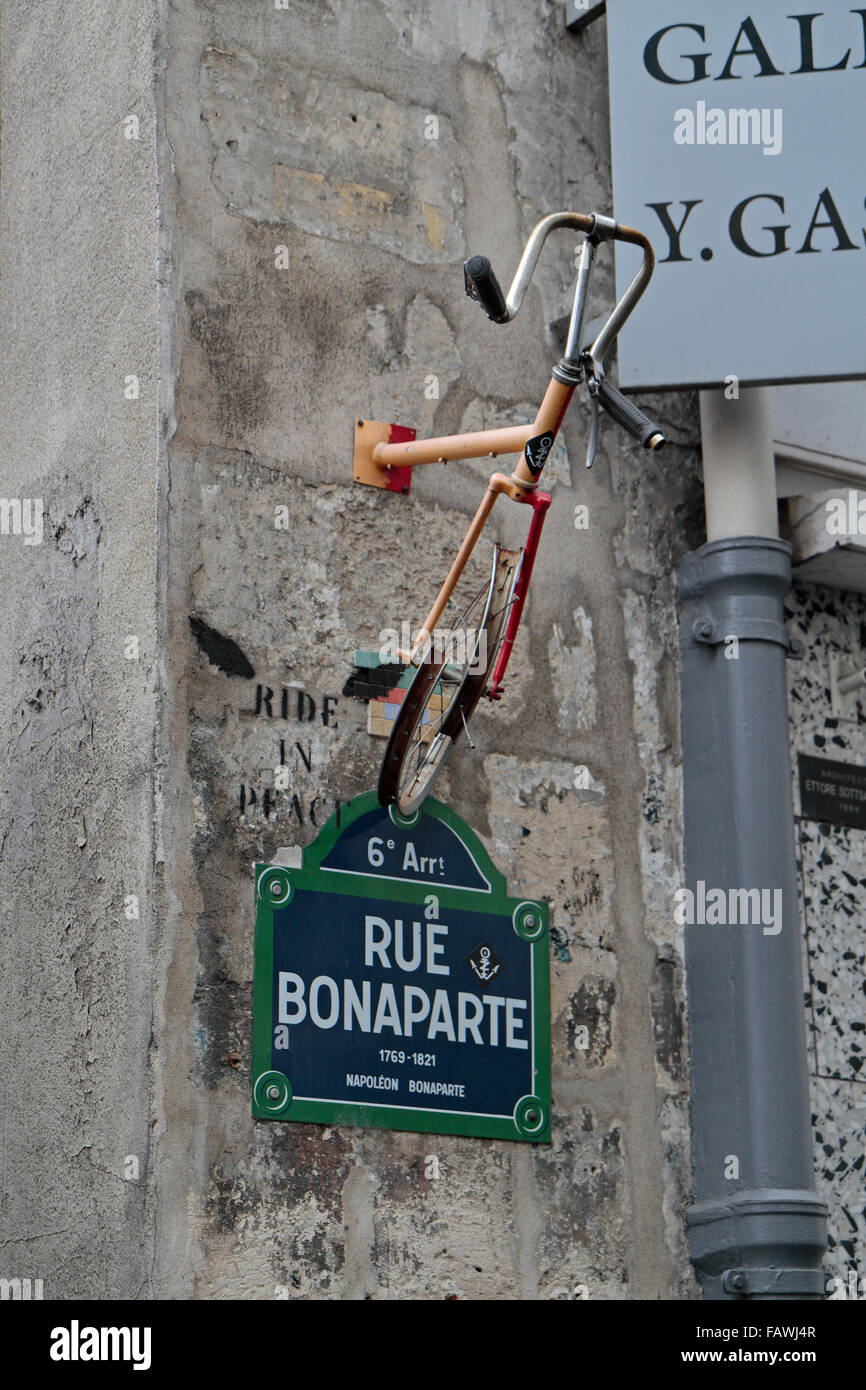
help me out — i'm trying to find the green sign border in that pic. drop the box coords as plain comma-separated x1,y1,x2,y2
252,791,551,1142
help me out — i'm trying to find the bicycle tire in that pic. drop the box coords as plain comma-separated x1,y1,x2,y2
377,545,522,814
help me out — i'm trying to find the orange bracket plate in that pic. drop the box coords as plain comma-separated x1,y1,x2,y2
353,420,416,494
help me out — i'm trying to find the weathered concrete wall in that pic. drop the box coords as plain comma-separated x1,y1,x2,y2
0,2,159,1297
152,0,703,1298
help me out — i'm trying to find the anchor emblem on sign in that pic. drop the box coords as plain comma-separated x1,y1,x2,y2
466,941,502,986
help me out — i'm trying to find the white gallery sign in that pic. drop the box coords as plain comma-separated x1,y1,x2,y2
606,2,866,390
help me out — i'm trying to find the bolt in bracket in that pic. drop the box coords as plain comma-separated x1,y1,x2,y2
691,617,804,660
722,1267,826,1298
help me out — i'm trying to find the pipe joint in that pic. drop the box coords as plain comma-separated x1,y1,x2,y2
687,1190,828,1301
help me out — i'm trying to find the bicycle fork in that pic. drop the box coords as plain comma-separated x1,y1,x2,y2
488,489,552,701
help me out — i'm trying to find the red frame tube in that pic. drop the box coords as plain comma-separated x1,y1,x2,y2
488,490,552,701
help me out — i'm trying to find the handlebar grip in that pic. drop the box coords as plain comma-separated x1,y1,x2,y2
463,255,509,323
596,379,665,451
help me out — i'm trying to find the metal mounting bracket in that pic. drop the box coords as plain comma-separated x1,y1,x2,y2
722,1267,826,1298
353,419,415,494
691,617,805,660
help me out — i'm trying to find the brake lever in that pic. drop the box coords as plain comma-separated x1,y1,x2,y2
582,353,666,456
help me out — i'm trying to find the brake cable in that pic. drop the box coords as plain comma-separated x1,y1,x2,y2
581,349,606,470
585,374,600,470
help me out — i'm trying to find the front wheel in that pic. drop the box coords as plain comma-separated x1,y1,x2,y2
377,545,522,814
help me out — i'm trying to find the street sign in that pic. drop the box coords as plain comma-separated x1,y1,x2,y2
252,792,551,1141
606,2,866,390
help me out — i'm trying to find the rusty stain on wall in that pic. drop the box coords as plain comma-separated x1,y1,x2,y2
201,46,465,264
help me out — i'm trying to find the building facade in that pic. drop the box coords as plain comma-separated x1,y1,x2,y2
0,0,862,1299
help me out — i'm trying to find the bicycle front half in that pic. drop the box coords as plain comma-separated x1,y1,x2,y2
353,211,666,814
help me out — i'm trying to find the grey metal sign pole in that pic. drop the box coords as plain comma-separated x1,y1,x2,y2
677,388,827,1299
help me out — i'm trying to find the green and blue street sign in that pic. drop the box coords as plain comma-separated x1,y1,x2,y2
252,792,551,1141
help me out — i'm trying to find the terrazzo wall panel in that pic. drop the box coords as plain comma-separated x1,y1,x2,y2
788,582,866,1294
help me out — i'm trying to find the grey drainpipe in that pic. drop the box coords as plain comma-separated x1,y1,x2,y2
677,389,827,1299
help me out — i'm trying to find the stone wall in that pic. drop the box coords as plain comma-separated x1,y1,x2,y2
151,0,702,1299
0,0,159,1299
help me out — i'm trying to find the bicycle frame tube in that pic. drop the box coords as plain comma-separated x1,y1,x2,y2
407,379,574,662
373,378,574,481
488,489,552,701
408,472,515,662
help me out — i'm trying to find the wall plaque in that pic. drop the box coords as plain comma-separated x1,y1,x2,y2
798,753,866,830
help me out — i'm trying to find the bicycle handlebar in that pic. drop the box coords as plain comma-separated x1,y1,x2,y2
463,256,509,323
463,210,664,456
595,378,665,451
588,222,655,374
463,210,654,374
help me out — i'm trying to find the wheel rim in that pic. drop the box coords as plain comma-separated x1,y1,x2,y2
392,618,483,813
379,546,523,813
